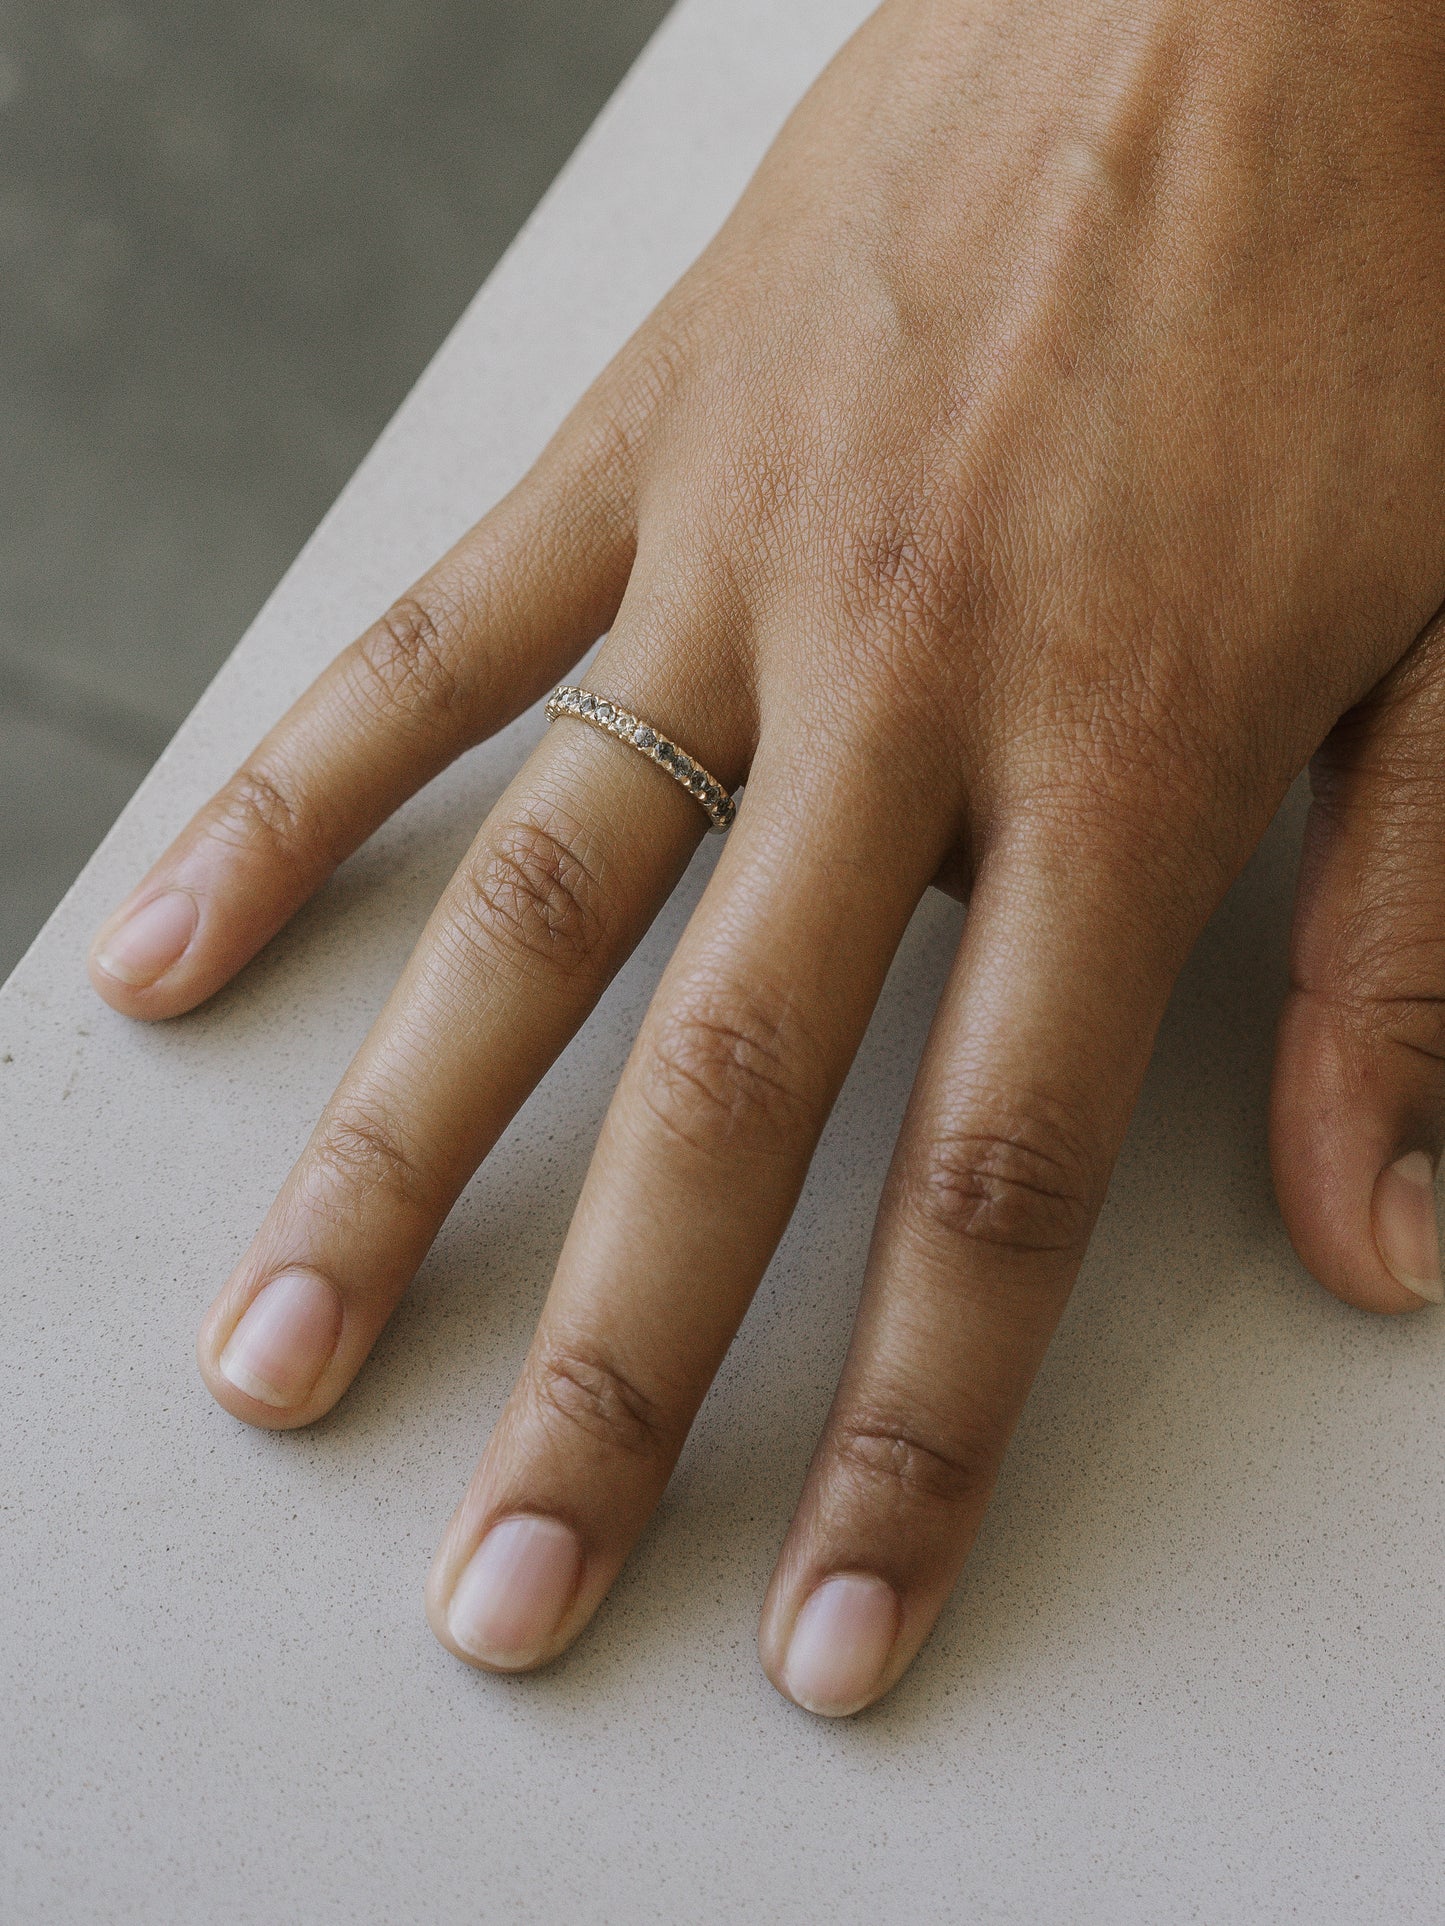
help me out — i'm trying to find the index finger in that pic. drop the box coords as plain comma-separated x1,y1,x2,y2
88,414,636,1019
195,704,709,1428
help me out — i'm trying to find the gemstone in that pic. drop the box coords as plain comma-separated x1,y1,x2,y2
656,741,674,762
596,702,615,723
673,754,692,779
688,771,707,794
615,715,635,738
634,725,656,750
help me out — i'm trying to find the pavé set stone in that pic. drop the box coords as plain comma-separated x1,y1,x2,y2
544,684,737,831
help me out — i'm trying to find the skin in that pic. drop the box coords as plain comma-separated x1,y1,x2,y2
90,0,1445,1714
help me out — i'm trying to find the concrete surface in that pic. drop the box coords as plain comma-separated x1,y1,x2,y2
5,1,1445,1918
0,0,672,977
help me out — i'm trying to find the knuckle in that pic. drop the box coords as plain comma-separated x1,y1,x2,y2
832,487,999,672
911,1103,1096,1257
526,1342,671,1462
451,815,609,979
355,590,471,727
306,1101,437,1217
555,300,700,488
840,513,957,641
1294,886,1445,1070
638,979,818,1159
1374,992,1445,1068
581,342,678,468
1304,972,1445,1070
209,762,318,869
831,1413,997,1510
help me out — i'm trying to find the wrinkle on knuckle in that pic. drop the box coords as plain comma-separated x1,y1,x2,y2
911,1103,1096,1257
1297,974,1445,1070
997,620,1258,858
1339,919,1445,991
1005,764,1233,934
557,382,655,508
833,499,981,681
820,488,1016,745
831,1414,995,1510
451,815,609,980
355,591,471,729
844,518,955,638
1375,995,1445,1069
638,979,817,1159
1296,901,1445,1003
1015,713,1186,828
307,1102,437,1218
527,1342,671,1462
209,763,318,870
584,299,707,462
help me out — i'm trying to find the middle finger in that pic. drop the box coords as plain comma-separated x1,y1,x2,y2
426,720,946,1674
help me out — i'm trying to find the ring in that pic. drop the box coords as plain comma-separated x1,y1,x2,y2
544,685,737,832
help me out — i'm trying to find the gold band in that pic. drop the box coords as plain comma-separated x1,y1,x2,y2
544,685,737,832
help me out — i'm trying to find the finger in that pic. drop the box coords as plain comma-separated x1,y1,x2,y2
89,401,638,1020
424,731,947,1676
196,671,725,1431
1272,612,1445,1315
758,828,1206,1716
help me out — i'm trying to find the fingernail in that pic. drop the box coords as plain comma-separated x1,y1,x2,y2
781,1572,900,1717
1373,1152,1444,1305
446,1516,583,1670
218,1270,343,1408
93,889,198,988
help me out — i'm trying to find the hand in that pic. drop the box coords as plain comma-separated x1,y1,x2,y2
90,0,1445,1715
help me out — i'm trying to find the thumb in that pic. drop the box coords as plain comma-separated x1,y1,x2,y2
1273,612,1445,1314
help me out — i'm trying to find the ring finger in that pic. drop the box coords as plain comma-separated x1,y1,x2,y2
758,821,1214,1714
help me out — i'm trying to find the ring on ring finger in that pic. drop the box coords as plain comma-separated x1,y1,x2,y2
545,685,738,831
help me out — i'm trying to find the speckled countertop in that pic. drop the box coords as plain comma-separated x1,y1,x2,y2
3,2,1442,1918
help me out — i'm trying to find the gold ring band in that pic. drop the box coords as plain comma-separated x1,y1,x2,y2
544,685,737,832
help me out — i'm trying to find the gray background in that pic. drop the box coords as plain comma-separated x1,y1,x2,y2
0,0,672,979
